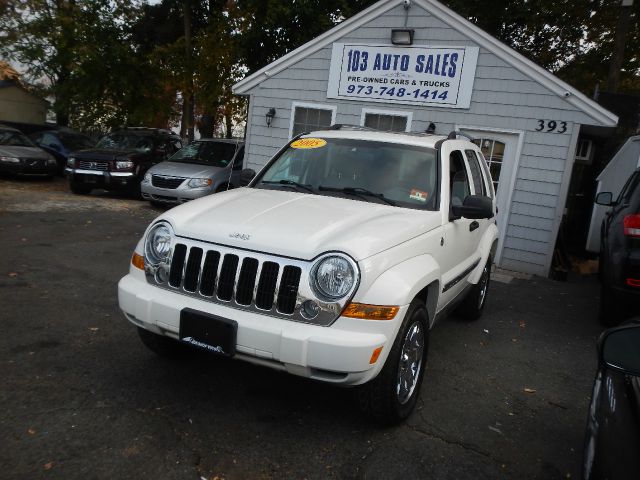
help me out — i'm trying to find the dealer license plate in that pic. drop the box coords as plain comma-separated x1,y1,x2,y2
179,308,237,357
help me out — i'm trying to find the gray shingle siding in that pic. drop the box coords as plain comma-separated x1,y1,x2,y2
241,3,601,275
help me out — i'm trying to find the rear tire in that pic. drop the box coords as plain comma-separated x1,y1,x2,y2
137,327,190,358
70,182,91,195
457,257,492,320
357,299,429,425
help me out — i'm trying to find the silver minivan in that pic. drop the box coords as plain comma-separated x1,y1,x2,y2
141,138,244,206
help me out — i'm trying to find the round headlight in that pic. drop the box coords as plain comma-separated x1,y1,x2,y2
144,222,173,265
311,255,357,300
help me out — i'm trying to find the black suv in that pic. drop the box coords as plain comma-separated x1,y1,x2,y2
596,168,640,324
65,128,182,195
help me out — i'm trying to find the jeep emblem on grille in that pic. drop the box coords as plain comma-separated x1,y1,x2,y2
229,232,251,241
90,162,97,169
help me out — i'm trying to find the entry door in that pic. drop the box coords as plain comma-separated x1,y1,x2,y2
458,128,522,264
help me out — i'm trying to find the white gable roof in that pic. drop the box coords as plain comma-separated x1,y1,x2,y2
233,0,617,127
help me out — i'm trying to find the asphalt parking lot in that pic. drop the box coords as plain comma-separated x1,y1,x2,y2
1,176,605,479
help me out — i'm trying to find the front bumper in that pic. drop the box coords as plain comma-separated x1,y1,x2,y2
140,183,212,205
65,168,138,190
118,268,402,385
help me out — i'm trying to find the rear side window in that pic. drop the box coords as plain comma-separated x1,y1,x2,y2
619,172,640,204
465,150,486,196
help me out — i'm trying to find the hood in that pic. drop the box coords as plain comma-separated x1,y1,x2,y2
0,145,50,159
148,161,224,178
159,188,442,261
71,148,145,161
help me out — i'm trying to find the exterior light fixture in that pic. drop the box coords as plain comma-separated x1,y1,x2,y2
426,122,436,134
391,29,414,45
266,108,276,127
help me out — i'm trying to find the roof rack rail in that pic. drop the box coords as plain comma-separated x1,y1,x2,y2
326,124,379,132
447,130,475,141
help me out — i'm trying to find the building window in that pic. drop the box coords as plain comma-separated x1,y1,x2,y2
360,108,412,132
290,102,336,138
575,139,593,164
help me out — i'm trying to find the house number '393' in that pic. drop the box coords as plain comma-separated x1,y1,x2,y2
535,120,567,133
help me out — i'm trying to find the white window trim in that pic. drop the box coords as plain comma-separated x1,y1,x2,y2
289,101,337,139
360,107,413,132
575,138,593,163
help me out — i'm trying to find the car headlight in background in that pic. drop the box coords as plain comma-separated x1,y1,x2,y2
0,156,21,163
67,157,76,167
115,160,134,170
143,172,151,184
144,222,174,266
310,254,358,300
187,178,213,188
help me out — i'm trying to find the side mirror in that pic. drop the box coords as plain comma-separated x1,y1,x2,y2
451,195,494,220
240,168,256,186
595,192,614,206
600,322,640,376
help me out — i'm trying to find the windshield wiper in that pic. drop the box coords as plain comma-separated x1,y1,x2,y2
317,186,396,206
260,180,316,193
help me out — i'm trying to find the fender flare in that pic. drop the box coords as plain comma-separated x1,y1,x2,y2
357,254,441,326
468,224,499,284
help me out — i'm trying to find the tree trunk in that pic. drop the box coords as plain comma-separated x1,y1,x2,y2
606,2,633,93
183,0,194,142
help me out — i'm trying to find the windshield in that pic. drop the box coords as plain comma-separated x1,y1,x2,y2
96,133,154,152
169,141,239,167
0,129,36,147
255,137,438,210
59,133,94,151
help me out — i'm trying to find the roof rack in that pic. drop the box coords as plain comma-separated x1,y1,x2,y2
326,124,380,132
446,130,475,141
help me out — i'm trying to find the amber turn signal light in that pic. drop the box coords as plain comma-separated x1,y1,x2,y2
342,303,399,320
131,252,145,270
369,346,383,364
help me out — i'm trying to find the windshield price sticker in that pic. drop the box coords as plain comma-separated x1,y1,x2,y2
328,43,479,109
410,189,428,202
291,138,327,149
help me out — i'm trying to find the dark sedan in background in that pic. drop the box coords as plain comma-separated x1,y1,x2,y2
0,125,58,177
596,168,640,325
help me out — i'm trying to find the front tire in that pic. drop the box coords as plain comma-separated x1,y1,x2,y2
457,257,491,320
357,299,429,425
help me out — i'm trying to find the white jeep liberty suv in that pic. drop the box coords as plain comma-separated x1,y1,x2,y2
118,126,499,424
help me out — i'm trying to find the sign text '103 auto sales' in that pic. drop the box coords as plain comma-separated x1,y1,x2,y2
327,44,478,109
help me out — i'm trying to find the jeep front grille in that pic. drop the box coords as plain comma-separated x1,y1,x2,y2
152,175,185,189
159,241,302,315
145,238,355,326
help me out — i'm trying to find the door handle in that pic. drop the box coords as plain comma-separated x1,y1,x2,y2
469,221,479,232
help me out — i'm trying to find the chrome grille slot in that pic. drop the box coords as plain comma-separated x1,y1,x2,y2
217,254,239,301
236,258,259,305
255,262,279,310
152,175,185,189
169,244,187,287
183,247,203,292
277,266,302,314
199,251,220,296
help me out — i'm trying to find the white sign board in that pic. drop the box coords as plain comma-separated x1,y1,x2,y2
327,43,479,109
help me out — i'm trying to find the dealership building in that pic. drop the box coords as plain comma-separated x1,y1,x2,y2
232,0,618,276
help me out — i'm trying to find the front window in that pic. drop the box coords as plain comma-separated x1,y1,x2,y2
255,137,438,210
96,133,154,152
0,129,36,147
169,141,240,167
